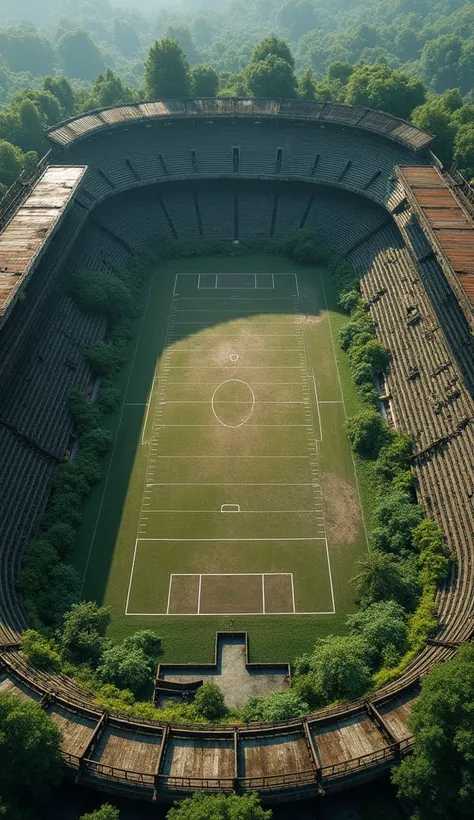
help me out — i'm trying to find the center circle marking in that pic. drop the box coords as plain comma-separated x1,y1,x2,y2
211,379,255,429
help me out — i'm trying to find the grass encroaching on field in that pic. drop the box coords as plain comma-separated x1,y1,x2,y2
73,255,379,664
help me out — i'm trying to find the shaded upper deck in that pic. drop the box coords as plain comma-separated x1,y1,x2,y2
47,99,433,153
0,165,86,325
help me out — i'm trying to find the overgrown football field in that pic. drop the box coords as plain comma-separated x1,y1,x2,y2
74,255,375,664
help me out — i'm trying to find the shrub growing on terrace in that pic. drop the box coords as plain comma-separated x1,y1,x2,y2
346,601,409,670
345,408,391,457
69,270,134,322
241,691,308,723
21,629,62,671
352,551,418,610
194,683,227,720
61,601,111,665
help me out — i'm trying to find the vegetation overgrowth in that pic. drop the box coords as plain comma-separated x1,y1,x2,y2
18,230,451,724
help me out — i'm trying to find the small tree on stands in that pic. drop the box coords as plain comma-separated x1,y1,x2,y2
190,65,219,97
392,645,474,819
194,683,227,720
345,409,390,458
80,805,120,820
0,693,63,817
145,38,190,99
167,792,272,820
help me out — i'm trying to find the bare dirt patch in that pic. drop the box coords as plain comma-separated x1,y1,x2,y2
297,313,324,325
199,574,263,614
323,474,361,547
168,575,200,614
264,574,294,613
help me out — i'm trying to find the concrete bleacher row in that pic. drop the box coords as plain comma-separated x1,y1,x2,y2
0,203,106,641
59,120,423,210
75,180,390,270
47,99,433,153
354,227,474,690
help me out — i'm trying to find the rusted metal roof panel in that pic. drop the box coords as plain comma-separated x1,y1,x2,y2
398,164,474,311
414,189,459,208
399,166,445,186
459,275,474,297
424,208,471,229
0,165,86,320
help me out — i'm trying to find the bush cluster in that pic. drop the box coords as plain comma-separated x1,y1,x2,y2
22,602,162,698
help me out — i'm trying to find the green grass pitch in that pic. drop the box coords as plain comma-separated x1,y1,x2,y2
73,255,375,664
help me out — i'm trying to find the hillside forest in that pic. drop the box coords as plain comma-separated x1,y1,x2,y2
0,0,473,199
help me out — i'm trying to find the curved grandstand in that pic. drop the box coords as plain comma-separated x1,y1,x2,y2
0,98,473,803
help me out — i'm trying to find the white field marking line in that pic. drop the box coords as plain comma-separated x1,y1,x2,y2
125,538,140,614
146,482,316,486
173,322,296,326
290,574,296,614
141,274,179,446
81,276,155,595
177,297,297,301
320,274,370,553
173,572,296,576
144,509,323,514
318,400,344,404
211,379,255,429
172,271,296,278
197,574,202,614
166,382,302,385
262,574,265,614
297,273,336,613
130,273,183,607
167,348,301,351
151,455,310,459
164,366,302,368
166,574,173,615
159,400,306,404
312,372,323,444
126,611,336,616
324,537,336,614
155,425,309,428
174,308,297,313
295,273,300,298
137,537,327,542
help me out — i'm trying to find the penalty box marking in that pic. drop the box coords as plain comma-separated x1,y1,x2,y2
125,538,335,616
165,573,295,615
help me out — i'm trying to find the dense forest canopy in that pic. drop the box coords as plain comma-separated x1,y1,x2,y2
0,0,474,92
0,0,472,189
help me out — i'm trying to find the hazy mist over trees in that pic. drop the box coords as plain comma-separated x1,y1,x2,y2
0,0,473,180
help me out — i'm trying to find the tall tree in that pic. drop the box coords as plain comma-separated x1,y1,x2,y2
144,38,190,99
246,55,297,98
43,76,75,117
190,65,219,97
392,645,474,819
80,805,120,820
250,36,295,69
16,98,45,154
298,68,316,100
0,139,24,187
0,693,63,816
454,123,474,181
166,792,272,820
57,29,105,81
